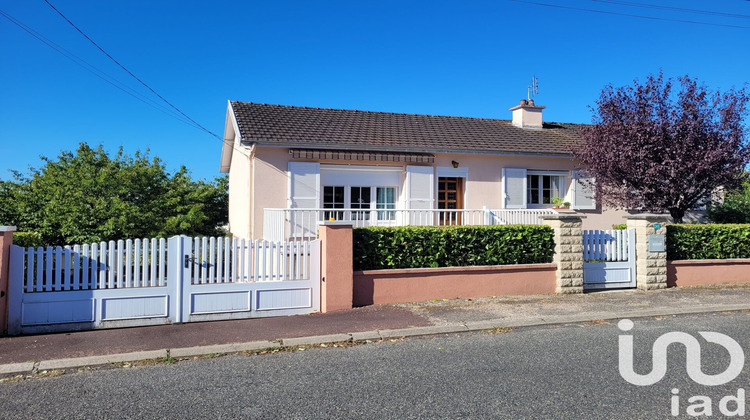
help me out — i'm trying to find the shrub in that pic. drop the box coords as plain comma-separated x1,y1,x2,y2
707,180,750,223
612,224,628,230
353,225,555,271
12,232,45,248
667,224,750,260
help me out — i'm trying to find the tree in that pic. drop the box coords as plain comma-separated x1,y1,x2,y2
573,73,750,222
0,143,228,245
707,177,750,223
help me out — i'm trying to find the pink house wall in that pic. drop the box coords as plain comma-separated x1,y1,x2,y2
227,144,252,239
232,147,630,239
250,148,289,239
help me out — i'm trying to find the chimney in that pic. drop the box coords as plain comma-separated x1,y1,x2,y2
509,99,545,129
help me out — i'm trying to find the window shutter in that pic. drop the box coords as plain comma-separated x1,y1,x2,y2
406,165,434,225
288,162,320,238
571,170,596,210
288,162,320,209
503,168,527,209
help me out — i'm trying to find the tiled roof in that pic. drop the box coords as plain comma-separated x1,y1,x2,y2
230,101,585,157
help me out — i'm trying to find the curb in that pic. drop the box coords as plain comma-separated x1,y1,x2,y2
169,340,279,358
0,362,35,376
3,304,750,378
37,350,169,371
281,334,351,347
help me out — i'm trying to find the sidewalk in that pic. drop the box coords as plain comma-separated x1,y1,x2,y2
3,284,750,377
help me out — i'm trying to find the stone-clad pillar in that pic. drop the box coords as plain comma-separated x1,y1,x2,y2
626,214,670,290
541,215,585,294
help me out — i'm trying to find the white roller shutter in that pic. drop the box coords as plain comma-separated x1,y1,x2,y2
288,162,320,238
406,165,434,225
503,168,527,209
288,162,320,208
571,170,596,210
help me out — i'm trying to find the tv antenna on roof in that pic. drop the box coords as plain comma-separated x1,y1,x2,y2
527,75,539,101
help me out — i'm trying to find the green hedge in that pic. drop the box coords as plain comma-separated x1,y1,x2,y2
353,225,555,271
12,232,45,248
667,224,750,260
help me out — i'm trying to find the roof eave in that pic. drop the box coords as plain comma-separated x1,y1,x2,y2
244,141,575,159
219,101,242,173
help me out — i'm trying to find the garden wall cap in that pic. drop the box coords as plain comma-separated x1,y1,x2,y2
0,226,17,232
625,214,671,220
319,221,356,226
539,214,587,220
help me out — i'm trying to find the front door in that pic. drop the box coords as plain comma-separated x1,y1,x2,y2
438,177,464,225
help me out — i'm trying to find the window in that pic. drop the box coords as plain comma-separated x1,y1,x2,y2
322,185,397,223
527,174,565,205
350,186,371,220
323,186,345,220
376,187,396,221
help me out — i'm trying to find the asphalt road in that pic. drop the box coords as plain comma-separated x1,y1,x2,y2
1,312,748,419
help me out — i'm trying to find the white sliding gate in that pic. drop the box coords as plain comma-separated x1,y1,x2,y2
582,229,636,290
7,235,320,335
179,236,320,323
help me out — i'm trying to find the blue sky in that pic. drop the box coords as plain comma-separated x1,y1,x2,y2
1,0,748,182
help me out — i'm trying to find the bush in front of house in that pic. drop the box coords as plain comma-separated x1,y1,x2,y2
12,232,45,248
353,225,555,271
667,224,750,260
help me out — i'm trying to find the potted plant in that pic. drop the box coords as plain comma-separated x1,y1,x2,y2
551,196,564,209
563,201,571,209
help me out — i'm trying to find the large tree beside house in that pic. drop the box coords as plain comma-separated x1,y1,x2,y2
0,142,228,246
574,73,750,222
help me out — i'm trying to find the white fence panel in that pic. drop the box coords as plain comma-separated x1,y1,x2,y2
7,235,321,335
183,238,320,322
583,229,632,262
14,238,170,293
582,228,636,290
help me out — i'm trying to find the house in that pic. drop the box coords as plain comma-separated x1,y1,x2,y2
220,99,629,240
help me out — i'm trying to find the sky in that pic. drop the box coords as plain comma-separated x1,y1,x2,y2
1,0,749,182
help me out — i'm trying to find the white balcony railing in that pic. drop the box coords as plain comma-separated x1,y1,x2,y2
262,208,557,241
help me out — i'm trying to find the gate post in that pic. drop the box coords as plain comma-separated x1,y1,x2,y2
167,235,192,324
626,214,669,290
319,222,353,312
541,215,585,294
1,226,17,334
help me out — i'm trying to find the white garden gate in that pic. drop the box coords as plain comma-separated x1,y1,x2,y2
7,235,320,335
582,229,636,290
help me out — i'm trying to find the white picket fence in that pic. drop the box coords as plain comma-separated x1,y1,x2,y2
7,235,320,335
188,237,313,284
582,229,632,262
18,239,168,292
582,229,636,290
15,237,314,293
